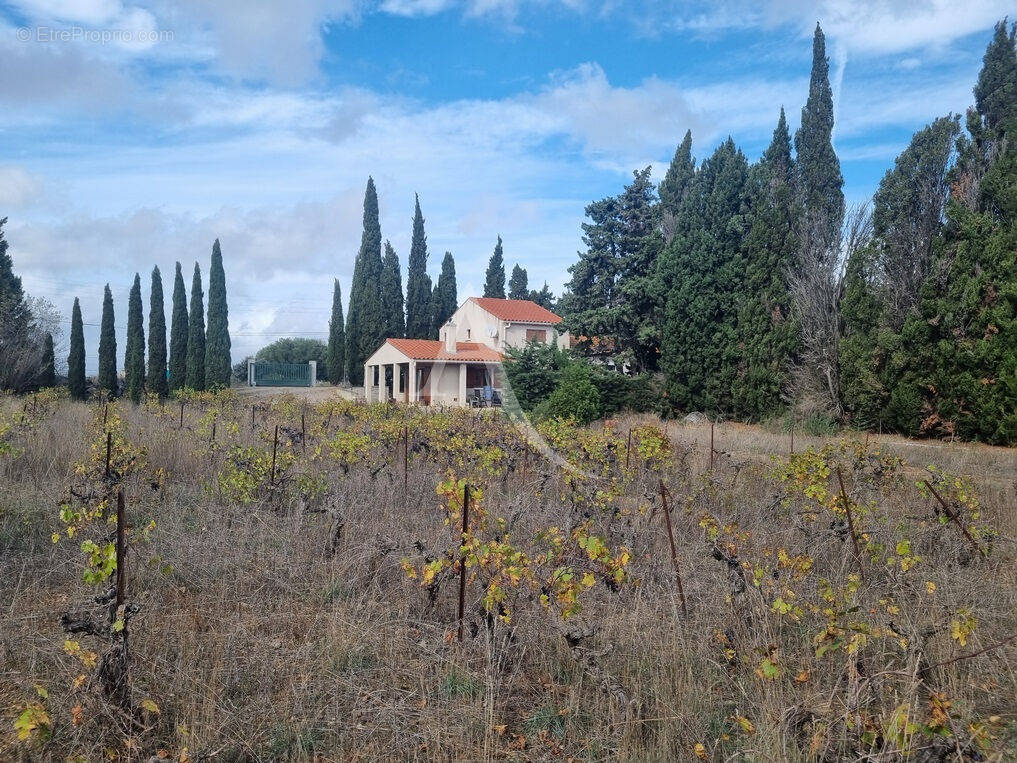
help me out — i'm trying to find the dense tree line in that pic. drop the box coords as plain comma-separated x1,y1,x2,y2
560,21,1017,444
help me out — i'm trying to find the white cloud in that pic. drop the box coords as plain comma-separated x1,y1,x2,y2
0,167,45,207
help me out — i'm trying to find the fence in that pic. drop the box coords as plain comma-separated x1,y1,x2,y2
248,360,316,387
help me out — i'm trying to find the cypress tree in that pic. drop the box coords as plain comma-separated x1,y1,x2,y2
508,264,528,300
528,282,555,310
404,194,433,338
186,263,206,390
68,298,86,400
168,262,188,392
148,266,168,397
204,239,232,388
97,284,118,397
483,237,506,298
795,23,844,263
345,177,386,386
125,273,145,403
380,241,406,338
658,129,696,218
431,251,458,333
837,241,887,429
659,138,750,415
326,279,346,384
39,332,55,388
731,109,800,419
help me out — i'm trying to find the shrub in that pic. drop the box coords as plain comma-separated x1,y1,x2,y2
541,363,601,425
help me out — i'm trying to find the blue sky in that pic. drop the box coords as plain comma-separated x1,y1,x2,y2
0,0,1008,369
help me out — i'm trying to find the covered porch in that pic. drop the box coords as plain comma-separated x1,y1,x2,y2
364,360,502,407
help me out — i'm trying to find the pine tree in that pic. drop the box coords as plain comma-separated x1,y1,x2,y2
168,262,188,392
0,218,32,382
731,109,800,419
97,284,118,397
326,279,346,384
795,23,844,264
404,194,433,338
659,138,750,415
148,266,168,397
39,332,55,387
381,241,406,338
125,273,146,403
205,239,232,388
483,237,506,298
528,282,556,310
67,298,86,400
345,177,386,386
431,251,458,333
508,264,528,300
186,263,206,390
659,129,695,218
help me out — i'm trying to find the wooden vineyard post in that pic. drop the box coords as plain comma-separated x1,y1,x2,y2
835,467,865,581
789,419,794,455
104,431,112,481
179,400,185,428
211,419,217,444
115,488,126,608
301,411,306,454
709,420,715,472
457,484,471,643
403,424,409,497
251,404,256,430
102,403,109,428
659,479,689,618
270,424,279,486
922,480,987,559
625,429,632,471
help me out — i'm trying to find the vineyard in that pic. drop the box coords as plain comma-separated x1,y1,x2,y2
1,389,1016,761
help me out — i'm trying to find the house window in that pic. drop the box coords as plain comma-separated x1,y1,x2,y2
526,328,547,343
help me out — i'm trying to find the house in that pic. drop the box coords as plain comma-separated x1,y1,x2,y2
364,297,568,406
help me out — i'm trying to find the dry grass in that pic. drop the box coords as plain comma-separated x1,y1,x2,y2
1,392,1016,762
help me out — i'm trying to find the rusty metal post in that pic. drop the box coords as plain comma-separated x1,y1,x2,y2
105,431,112,480
115,489,126,608
709,420,715,471
836,467,865,581
403,424,409,495
178,400,184,428
251,404,256,430
301,411,306,454
625,429,632,471
457,484,471,643
659,479,689,618
270,424,279,486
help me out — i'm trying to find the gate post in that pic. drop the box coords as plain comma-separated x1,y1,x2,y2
308,360,316,387
248,359,256,386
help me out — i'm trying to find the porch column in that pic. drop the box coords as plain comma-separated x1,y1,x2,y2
458,363,467,406
396,363,404,397
408,360,417,404
387,363,395,401
364,363,371,401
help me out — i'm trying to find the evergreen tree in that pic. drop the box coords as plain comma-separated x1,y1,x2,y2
97,284,118,397
483,237,506,298
508,264,529,300
148,266,168,397
731,109,800,419
381,241,406,338
186,263,206,390
0,218,29,342
326,279,346,384
795,23,844,263
168,262,188,392
345,177,386,386
659,138,750,415
205,239,232,388
658,129,696,218
67,298,86,400
125,273,145,403
528,282,556,310
39,332,55,387
837,240,887,429
431,251,458,333
404,194,433,338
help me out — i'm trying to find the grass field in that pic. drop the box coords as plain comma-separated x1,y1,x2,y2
1,389,1015,761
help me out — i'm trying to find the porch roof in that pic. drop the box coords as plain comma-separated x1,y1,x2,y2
382,337,503,362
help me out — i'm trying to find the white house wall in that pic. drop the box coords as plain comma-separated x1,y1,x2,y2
443,300,570,352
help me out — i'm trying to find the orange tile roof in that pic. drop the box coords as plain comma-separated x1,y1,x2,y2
385,338,503,362
470,297,562,324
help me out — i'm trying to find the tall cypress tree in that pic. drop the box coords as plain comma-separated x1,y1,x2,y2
168,262,188,393
39,332,55,388
97,285,117,397
795,23,844,263
659,129,696,218
508,264,529,300
205,239,232,388
484,236,506,298
380,241,406,338
659,138,750,414
186,263,206,390
68,298,86,400
528,282,555,310
148,266,168,397
731,109,800,419
326,279,346,384
345,177,386,386
404,194,433,338
125,273,146,403
431,251,458,333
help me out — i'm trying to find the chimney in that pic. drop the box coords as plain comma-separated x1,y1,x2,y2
444,322,456,353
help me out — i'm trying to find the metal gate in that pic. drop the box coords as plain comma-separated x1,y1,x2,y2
250,362,312,387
